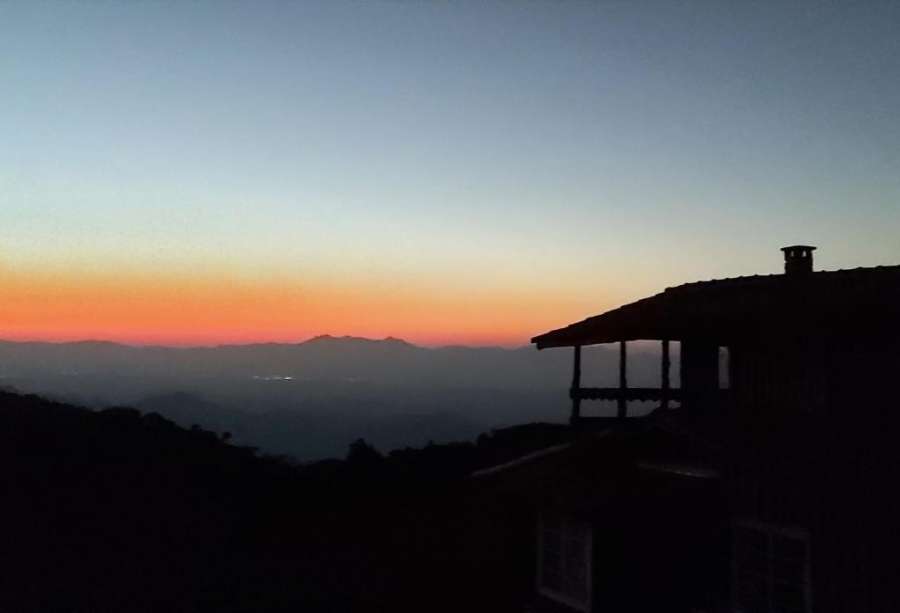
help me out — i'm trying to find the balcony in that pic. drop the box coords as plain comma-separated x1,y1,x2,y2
567,340,677,424
569,387,683,403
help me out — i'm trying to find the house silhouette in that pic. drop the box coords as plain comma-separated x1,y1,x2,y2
471,246,900,613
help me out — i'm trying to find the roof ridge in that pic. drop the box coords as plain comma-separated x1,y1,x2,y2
533,262,900,348
663,263,900,294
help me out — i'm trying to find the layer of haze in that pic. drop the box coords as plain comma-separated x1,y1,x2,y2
3,1,899,346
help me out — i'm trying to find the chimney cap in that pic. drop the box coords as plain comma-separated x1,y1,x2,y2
781,245,817,253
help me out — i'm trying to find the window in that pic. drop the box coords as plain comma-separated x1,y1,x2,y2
719,346,731,389
733,520,811,613
537,513,592,612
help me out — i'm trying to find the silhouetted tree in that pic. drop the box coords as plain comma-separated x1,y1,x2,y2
346,438,382,465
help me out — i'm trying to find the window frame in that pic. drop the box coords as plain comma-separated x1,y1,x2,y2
536,512,593,613
719,345,732,390
732,518,812,613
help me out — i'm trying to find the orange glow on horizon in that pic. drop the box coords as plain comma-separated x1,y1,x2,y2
0,266,613,348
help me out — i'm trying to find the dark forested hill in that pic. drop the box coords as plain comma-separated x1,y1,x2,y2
0,390,564,612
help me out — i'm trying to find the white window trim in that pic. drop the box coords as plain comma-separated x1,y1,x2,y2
719,345,731,390
732,518,812,613
536,513,593,613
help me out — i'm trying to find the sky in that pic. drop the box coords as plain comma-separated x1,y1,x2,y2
2,0,899,346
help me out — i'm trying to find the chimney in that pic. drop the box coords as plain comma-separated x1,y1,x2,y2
781,245,816,275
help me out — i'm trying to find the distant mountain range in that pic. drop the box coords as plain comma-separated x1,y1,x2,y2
0,336,676,459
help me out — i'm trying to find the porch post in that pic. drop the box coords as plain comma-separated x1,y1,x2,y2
617,341,628,419
661,339,671,410
570,345,582,425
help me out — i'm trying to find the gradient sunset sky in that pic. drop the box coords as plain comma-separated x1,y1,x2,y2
3,1,899,346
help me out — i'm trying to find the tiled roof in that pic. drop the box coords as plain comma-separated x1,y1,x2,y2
533,264,900,348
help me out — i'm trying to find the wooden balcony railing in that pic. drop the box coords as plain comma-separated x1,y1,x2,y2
568,340,675,422
569,387,683,403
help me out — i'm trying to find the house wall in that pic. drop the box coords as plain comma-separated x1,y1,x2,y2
600,476,728,613
817,330,900,613
729,334,827,418
725,329,900,613
680,340,721,412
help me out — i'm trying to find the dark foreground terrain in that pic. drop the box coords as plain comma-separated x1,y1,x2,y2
0,390,566,612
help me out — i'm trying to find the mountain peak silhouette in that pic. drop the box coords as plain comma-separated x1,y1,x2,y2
302,334,417,348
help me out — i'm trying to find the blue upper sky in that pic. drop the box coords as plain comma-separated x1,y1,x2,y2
2,1,899,344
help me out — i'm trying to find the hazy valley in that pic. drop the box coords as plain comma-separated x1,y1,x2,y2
0,335,676,460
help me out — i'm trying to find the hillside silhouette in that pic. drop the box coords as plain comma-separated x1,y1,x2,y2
0,389,566,612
